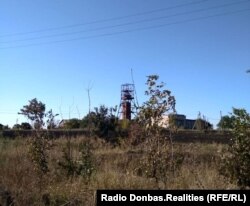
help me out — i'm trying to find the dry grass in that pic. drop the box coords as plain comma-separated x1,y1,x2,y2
0,135,237,205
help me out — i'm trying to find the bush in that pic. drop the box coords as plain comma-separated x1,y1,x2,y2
58,139,95,182
220,108,250,188
81,105,118,138
136,75,178,185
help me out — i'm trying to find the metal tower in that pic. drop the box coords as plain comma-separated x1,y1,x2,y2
118,83,137,120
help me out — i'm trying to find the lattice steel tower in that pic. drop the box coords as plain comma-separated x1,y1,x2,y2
118,83,137,120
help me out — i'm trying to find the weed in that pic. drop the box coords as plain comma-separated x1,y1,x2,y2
58,139,95,183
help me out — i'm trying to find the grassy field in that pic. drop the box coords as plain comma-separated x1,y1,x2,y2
0,134,236,205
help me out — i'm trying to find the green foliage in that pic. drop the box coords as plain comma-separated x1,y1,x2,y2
58,140,77,177
137,75,177,184
81,105,118,137
220,108,250,188
217,115,235,130
19,98,58,129
21,122,32,130
46,109,59,129
58,140,95,181
126,121,144,146
12,124,21,130
140,137,176,185
0,124,10,130
28,134,49,174
77,141,95,181
19,98,46,129
137,75,176,134
62,118,81,129
12,122,32,130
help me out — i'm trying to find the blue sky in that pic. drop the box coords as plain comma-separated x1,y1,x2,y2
1,0,250,127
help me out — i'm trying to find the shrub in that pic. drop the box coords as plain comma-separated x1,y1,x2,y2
58,140,77,178
136,75,177,185
77,141,95,182
28,133,49,175
220,108,250,188
27,132,50,192
58,139,95,182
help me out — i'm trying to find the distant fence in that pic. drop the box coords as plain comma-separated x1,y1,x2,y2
0,129,232,144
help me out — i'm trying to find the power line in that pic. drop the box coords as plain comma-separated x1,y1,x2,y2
1,7,249,50
1,0,249,44
0,111,85,116
0,0,210,38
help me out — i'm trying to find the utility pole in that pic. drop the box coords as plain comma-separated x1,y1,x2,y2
220,111,223,131
86,82,93,137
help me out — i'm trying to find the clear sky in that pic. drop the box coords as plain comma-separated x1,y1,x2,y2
1,0,250,128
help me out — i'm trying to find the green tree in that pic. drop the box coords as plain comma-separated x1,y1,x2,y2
81,105,117,137
12,124,21,130
12,122,32,130
19,98,51,190
0,124,9,130
137,75,176,132
21,122,32,130
46,109,59,129
217,115,235,130
63,118,81,129
2,125,10,130
137,75,177,185
221,108,250,188
58,140,95,182
19,98,46,129
19,98,58,129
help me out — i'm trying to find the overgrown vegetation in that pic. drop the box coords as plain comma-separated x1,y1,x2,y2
0,75,249,205
220,108,250,189
58,139,95,182
27,132,50,193
0,136,236,205
81,105,118,137
17,99,54,193
217,114,235,130
136,75,177,185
